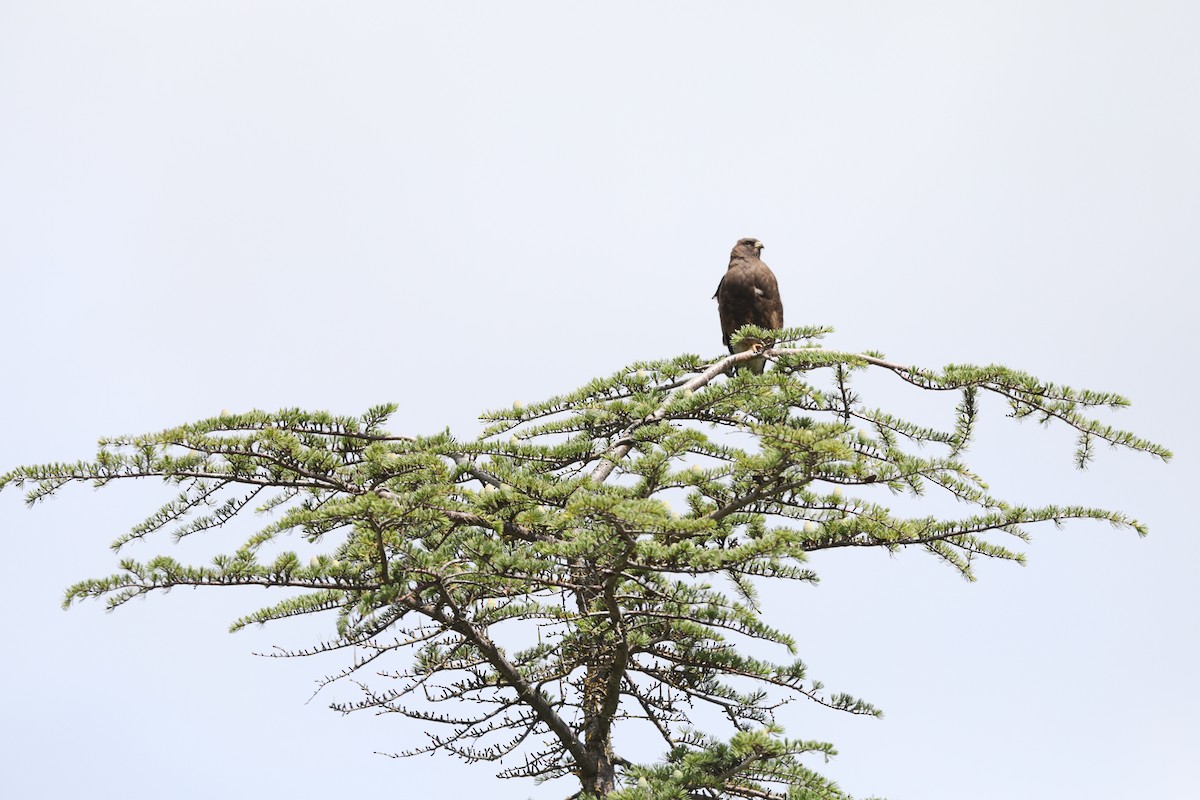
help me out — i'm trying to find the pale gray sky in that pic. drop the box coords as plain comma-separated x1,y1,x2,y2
1,3,1196,798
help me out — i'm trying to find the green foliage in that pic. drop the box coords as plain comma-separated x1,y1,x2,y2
606,727,870,800
0,328,1169,799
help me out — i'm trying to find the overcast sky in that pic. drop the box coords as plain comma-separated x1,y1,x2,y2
1,3,1196,799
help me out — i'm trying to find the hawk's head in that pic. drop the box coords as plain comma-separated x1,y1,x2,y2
733,238,765,258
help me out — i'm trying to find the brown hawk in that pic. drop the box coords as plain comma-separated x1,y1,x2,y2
713,238,784,375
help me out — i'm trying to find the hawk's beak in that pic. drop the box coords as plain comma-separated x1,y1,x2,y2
754,241,764,250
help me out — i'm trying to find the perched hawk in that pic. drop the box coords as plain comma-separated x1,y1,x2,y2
713,238,784,374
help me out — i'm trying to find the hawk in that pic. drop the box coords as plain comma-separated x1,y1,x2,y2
713,238,784,374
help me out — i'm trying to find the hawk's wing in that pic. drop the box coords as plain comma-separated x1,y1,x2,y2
755,265,784,333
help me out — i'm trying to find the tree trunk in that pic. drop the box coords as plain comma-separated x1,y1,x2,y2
577,631,619,797
579,753,618,798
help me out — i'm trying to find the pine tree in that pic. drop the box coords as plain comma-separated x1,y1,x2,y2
0,326,1170,799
